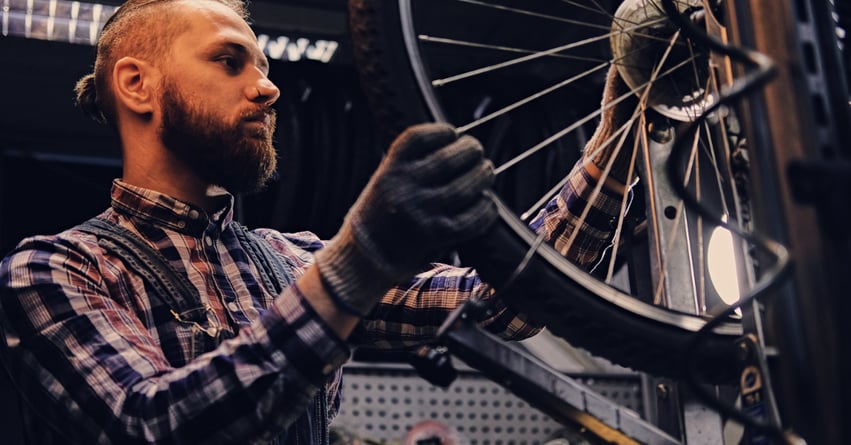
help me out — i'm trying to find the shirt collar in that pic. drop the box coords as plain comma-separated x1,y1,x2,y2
109,179,235,236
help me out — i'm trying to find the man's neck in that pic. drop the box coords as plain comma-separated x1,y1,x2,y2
121,144,227,214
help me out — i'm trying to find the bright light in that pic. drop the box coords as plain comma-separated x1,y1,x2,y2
707,224,741,305
1,1,340,64
256,33,339,63
1,0,118,44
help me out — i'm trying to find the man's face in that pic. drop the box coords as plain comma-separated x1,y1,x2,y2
159,74,278,194
154,0,280,194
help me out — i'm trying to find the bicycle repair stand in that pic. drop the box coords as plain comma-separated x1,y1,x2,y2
411,297,778,445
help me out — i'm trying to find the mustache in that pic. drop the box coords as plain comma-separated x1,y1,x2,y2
239,107,277,123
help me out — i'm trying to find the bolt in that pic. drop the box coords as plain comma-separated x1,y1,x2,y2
656,383,669,400
738,341,750,361
731,142,750,168
647,120,673,144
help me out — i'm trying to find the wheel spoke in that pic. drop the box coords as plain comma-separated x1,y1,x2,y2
518,110,640,222
493,52,695,176
648,129,700,306
457,61,611,134
560,0,635,25
453,0,614,32
418,34,610,64
430,19,667,87
604,131,641,284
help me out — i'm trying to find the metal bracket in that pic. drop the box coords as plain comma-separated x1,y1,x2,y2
430,299,682,445
736,333,783,445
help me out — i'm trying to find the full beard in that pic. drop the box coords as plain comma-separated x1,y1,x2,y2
159,79,278,194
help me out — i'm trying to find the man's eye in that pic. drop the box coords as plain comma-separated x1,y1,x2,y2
218,56,240,71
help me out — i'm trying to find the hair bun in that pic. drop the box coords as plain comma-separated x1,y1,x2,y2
74,73,107,124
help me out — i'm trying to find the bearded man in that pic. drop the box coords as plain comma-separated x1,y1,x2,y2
0,0,632,443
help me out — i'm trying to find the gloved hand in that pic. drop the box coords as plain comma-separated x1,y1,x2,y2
314,123,496,317
583,64,641,185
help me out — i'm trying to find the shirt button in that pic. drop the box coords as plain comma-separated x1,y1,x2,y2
227,302,239,312
188,210,200,220
204,236,214,247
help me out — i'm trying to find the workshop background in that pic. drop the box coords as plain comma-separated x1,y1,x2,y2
0,1,643,444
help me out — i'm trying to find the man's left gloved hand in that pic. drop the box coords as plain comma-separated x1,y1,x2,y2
314,122,496,317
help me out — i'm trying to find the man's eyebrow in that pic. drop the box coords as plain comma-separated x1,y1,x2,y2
217,41,270,73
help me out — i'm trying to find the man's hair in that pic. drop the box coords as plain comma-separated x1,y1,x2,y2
74,0,249,126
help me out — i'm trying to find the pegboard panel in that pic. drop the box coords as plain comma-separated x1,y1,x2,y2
332,364,644,445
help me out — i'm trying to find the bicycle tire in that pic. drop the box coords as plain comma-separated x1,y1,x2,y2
348,0,744,383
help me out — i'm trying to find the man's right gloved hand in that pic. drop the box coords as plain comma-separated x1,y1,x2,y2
314,122,496,317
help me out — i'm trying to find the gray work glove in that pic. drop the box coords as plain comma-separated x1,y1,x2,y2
584,64,640,184
314,122,496,317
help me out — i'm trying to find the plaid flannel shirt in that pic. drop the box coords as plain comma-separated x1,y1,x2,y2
0,163,621,444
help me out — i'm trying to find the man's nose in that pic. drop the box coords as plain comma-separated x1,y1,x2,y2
251,79,280,105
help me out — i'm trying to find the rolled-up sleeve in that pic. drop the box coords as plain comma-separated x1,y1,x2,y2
358,164,626,348
529,165,625,269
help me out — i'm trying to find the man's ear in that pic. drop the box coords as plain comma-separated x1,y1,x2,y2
112,56,160,117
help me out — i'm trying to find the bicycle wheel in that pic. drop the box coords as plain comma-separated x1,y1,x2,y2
348,0,766,384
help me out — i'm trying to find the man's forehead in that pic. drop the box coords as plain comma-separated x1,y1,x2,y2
174,0,250,29
172,1,267,64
